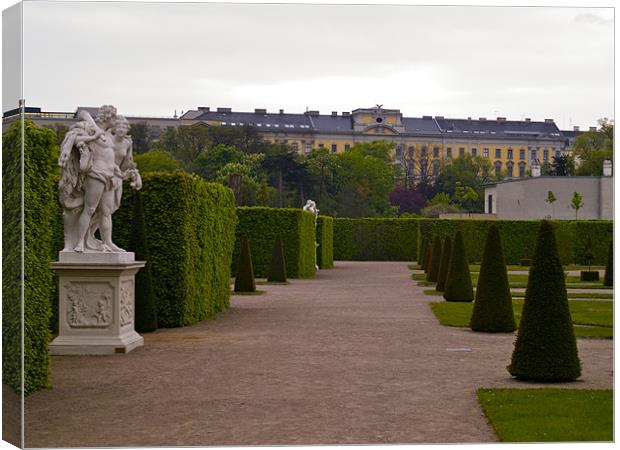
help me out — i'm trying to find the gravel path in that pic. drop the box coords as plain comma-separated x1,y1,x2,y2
24,262,613,447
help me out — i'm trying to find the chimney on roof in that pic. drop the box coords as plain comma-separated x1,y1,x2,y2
342,112,350,117
467,117,471,120
197,106,210,112
479,117,487,121
305,110,320,116
435,116,444,120
573,126,580,132
422,115,432,119
255,108,267,114
217,107,231,113
544,119,554,123
331,111,338,117
524,118,531,122
279,109,284,114
497,117,506,122
603,160,612,176
589,126,597,132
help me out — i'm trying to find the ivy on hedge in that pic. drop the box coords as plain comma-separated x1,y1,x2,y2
3,120,56,395
333,218,419,261
317,216,334,269
112,172,237,327
233,207,317,278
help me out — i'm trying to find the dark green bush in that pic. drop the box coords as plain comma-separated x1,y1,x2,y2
443,230,474,302
333,218,419,261
235,236,256,292
113,172,237,327
317,216,334,269
469,225,516,332
419,237,428,267
579,271,600,282
435,236,452,292
424,243,432,274
3,120,56,395
418,219,612,265
267,235,287,283
520,258,531,266
233,207,316,278
508,220,581,382
427,236,442,282
604,241,613,286
130,191,157,332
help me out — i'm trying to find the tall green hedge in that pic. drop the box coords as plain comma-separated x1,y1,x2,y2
3,120,56,395
112,172,237,327
317,216,334,269
417,219,612,265
233,207,316,278
333,218,419,261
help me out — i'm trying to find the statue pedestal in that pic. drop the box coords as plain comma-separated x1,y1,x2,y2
50,252,146,355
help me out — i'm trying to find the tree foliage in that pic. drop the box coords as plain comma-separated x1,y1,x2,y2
573,118,613,176
134,149,183,173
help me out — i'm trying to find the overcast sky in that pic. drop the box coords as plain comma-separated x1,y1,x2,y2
9,1,615,129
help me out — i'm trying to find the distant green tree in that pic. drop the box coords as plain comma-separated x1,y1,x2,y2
573,118,613,176
544,191,557,218
551,154,575,176
193,144,244,180
434,155,494,211
129,122,151,154
570,192,584,219
134,149,183,173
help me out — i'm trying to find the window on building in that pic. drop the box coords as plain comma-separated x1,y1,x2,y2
519,162,526,177
345,144,350,151
407,164,414,176
291,142,299,152
507,148,513,159
446,147,452,158
519,149,525,160
318,143,324,148
331,144,338,153
487,194,493,214
459,147,465,157
555,149,561,158
395,146,403,160
543,149,549,161
433,146,439,158
420,159,428,175
495,161,502,176
495,148,502,159
305,142,311,153
506,162,514,178
432,159,441,175
471,148,477,157
530,149,537,161
421,146,428,158
483,148,489,158
408,146,415,158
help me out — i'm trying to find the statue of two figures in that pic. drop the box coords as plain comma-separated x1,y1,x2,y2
303,200,320,270
58,105,142,253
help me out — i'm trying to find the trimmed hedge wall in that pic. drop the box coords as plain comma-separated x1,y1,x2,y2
333,218,419,261
317,216,334,269
417,219,612,265
3,120,56,395
233,207,317,278
112,172,237,327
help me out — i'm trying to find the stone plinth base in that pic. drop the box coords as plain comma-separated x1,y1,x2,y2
50,253,145,355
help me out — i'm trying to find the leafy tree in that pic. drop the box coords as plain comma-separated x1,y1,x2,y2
134,149,183,173
215,154,273,206
573,118,613,176
193,144,244,180
129,122,151,154
570,192,584,219
551,154,575,176
262,143,304,208
540,160,553,176
454,181,479,211
434,155,495,211
305,148,337,208
544,191,557,218
508,221,581,382
389,186,427,215
469,225,516,332
160,124,213,168
421,193,461,217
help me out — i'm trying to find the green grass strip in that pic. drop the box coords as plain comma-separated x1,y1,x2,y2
511,291,613,299
477,388,613,442
429,300,612,339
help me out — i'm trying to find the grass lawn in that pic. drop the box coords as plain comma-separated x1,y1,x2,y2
429,300,612,338
511,291,613,300
477,388,613,442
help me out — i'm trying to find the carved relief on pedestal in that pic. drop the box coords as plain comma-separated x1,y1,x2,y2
65,282,113,328
120,280,134,327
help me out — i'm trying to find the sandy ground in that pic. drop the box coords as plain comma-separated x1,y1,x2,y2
24,261,613,447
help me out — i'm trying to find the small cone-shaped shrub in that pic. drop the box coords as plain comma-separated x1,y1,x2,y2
469,225,516,332
423,243,432,274
426,236,442,282
435,236,452,292
508,220,581,382
443,230,474,302
234,236,256,292
603,241,613,286
267,235,287,282
419,238,428,270
130,191,157,332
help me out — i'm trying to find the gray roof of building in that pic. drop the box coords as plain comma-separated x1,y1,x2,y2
402,117,442,135
435,118,562,138
560,130,582,139
311,115,354,132
193,110,313,130
483,175,607,187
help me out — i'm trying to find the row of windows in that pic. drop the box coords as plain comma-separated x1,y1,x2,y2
405,159,528,178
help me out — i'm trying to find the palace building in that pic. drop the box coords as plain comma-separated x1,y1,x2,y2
4,104,581,179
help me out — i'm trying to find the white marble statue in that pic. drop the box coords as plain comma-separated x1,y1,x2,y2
303,200,320,270
58,105,142,253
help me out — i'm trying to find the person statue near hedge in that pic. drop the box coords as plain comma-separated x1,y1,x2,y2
59,105,142,253
303,199,320,270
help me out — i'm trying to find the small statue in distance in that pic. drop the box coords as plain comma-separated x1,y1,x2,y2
58,105,142,253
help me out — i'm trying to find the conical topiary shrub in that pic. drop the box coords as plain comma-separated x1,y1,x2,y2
508,220,581,382
426,236,442,282
234,236,256,292
130,191,157,332
419,237,428,270
267,235,287,283
604,240,613,286
435,236,452,292
469,225,516,332
423,243,432,274
443,230,474,302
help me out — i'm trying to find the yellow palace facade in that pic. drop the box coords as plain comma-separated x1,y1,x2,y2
181,105,570,179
